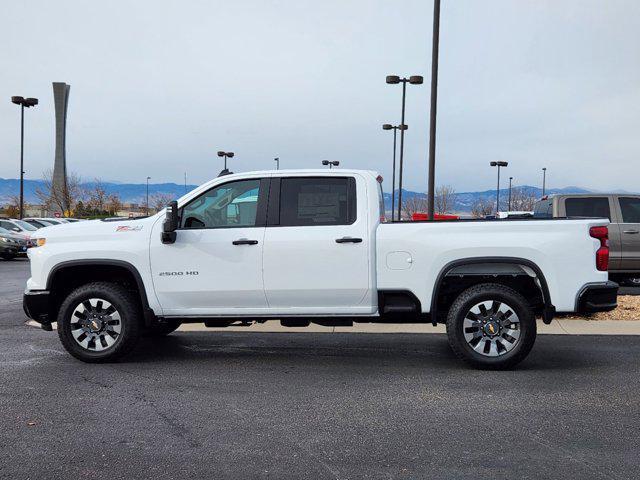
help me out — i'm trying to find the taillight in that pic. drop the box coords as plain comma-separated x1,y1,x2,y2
589,226,609,271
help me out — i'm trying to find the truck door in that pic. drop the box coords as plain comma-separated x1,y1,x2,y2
149,177,269,316
616,196,640,271
262,175,374,314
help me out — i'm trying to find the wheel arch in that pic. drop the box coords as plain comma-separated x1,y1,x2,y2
46,259,155,324
430,257,555,324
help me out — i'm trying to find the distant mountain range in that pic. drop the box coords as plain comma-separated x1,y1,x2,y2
382,185,595,212
0,178,198,207
0,177,635,212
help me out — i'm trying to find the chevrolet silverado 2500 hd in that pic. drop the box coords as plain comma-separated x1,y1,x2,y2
24,169,618,368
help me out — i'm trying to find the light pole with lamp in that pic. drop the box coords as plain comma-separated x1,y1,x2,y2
11,96,38,219
217,151,234,176
322,160,339,169
274,157,280,170
382,123,408,221
386,74,423,221
508,176,513,211
490,161,508,214
146,176,151,215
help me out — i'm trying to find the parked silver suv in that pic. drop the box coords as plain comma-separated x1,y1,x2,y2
533,194,640,285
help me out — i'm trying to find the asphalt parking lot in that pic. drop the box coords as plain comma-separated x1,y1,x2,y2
2,258,640,479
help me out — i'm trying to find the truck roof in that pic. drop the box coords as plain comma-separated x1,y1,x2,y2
218,168,380,177
541,192,639,199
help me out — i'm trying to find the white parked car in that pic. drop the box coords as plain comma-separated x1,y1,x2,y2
23,169,617,368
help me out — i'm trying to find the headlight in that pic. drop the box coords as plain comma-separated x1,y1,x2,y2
32,238,46,247
0,237,9,243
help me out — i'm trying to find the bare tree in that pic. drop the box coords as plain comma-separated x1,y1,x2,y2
402,196,428,219
106,194,123,216
35,169,84,215
471,198,494,218
150,193,174,213
508,188,537,211
3,195,21,218
435,185,456,214
86,180,108,213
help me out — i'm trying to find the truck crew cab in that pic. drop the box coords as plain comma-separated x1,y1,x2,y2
24,169,618,369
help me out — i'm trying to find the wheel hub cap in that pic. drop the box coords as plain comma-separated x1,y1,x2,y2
70,298,121,352
463,300,521,357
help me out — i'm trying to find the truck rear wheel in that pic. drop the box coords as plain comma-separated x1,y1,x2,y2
445,283,536,370
57,282,142,363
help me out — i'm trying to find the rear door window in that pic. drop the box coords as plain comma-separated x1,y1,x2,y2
619,197,640,223
279,177,357,226
565,197,610,219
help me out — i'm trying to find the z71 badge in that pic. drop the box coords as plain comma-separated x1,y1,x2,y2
116,225,143,232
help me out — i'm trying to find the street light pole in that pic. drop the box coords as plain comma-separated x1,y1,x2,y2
19,104,24,218
490,161,508,215
427,0,441,221
508,176,513,211
274,157,280,170
542,167,547,196
322,160,339,169
11,96,38,219
383,124,408,221
146,176,151,215
386,75,423,221
217,151,234,176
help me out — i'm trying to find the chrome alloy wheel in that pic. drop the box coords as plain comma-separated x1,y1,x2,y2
463,300,521,357
70,298,122,352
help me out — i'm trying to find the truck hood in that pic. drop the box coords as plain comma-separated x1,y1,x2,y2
39,216,161,244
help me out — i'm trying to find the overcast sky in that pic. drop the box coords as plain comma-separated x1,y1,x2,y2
1,0,639,192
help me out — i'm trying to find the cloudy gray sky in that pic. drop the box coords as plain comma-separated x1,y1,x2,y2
1,0,639,192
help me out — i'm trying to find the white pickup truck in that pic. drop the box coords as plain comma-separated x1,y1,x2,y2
24,169,618,368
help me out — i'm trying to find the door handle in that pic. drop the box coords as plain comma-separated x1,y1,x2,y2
335,237,362,244
232,239,258,245
623,230,640,234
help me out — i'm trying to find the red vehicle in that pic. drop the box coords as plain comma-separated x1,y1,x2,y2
411,213,459,221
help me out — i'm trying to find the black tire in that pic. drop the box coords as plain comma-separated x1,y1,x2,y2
143,319,181,337
57,282,142,363
1,254,15,260
446,283,537,370
626,276,640,287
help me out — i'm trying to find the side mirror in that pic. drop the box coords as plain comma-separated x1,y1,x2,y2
161,200,178,244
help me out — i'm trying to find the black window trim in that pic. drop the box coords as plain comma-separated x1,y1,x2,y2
618,196,640,224
176,177,270,230
266,175,358,228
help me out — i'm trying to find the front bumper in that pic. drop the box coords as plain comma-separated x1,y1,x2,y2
577,281,618,313
23,290,53,330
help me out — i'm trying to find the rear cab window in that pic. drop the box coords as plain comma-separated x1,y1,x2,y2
276,177,357,226
564,197,610,219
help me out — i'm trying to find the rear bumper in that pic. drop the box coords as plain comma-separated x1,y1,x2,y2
576,281,618,313
23,290,53,330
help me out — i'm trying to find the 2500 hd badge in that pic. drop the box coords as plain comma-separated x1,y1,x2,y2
159,271,199,276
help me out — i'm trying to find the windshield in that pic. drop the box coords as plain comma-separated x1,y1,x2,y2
13,220,37,231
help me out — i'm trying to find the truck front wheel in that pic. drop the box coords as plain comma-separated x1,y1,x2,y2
445,283,536,370
57,282,142,363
